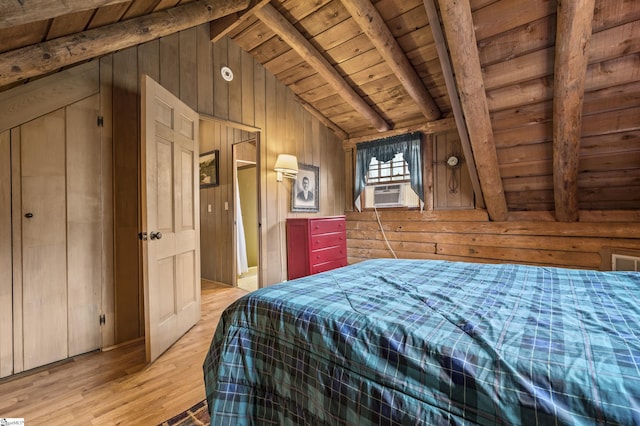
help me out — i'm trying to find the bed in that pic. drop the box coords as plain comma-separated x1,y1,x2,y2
203,259,640,425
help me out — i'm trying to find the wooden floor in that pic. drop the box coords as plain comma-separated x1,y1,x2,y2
0,282,248,425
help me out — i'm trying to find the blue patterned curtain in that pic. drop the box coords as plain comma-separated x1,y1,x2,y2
354,132,423,211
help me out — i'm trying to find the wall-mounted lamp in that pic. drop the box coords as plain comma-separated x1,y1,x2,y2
274,154,299,181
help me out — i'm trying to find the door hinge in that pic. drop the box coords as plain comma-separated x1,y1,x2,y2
97,116,104,127
99,314,106,325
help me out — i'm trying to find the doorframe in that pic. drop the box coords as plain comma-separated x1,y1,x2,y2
232,141,259,289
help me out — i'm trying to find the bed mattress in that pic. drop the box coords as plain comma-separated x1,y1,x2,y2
203,259,640,425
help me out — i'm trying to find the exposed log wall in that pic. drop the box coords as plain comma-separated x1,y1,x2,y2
347,210,640,270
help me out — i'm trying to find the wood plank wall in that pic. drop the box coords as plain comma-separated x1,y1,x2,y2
106,26,344,343
198,39,344,286
433,131,474,209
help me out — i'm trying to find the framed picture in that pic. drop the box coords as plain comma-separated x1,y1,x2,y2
199,150,219,188
291,163,319,212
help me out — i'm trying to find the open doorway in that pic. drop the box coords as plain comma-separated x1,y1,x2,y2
233,140,259,292
198,117,261,291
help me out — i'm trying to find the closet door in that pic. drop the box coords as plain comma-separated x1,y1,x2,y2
66,95,102,357
18,109,68,371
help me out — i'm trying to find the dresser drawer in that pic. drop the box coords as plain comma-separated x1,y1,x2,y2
310,245,346,265
310,232,346,251
310,218,345,235
311,258,348,275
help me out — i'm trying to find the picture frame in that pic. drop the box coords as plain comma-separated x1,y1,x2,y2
199,150,219,188
291,163,319,212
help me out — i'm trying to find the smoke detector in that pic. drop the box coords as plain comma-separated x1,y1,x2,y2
221,66,234,82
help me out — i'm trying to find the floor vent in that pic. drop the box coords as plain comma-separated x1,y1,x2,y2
612,254,640,272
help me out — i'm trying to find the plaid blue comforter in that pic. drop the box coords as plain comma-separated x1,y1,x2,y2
203,259,640,425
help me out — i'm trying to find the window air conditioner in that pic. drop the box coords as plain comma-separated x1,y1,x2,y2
364,183,419,208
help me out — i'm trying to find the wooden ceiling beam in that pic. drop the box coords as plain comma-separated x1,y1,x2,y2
209,0,271,43
340,0,441,122
0,0,250,87
0,0,130,29
342,117,456,150
437,0,508,221
254,3,391,132
423,0,485,209
553,0,595,222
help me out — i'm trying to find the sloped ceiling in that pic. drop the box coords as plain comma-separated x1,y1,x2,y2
0,0,639,219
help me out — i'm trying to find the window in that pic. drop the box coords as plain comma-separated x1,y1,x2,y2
367,153,411,184
353,132,423,211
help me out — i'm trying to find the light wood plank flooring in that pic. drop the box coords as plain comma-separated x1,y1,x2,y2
0,282,248,425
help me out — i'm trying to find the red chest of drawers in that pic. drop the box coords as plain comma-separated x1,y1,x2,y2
286,215,347,280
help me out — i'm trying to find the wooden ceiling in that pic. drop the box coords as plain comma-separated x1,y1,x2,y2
1,0,639,217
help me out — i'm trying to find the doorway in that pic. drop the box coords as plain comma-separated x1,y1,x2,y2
233,140,259,292
198,118,261,290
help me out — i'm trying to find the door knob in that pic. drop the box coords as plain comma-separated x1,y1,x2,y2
24,212,34,218
150,231,162,240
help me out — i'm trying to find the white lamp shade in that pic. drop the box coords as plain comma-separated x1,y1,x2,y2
274,154,299,179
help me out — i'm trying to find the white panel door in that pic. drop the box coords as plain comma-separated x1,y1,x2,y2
141,75,201,363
